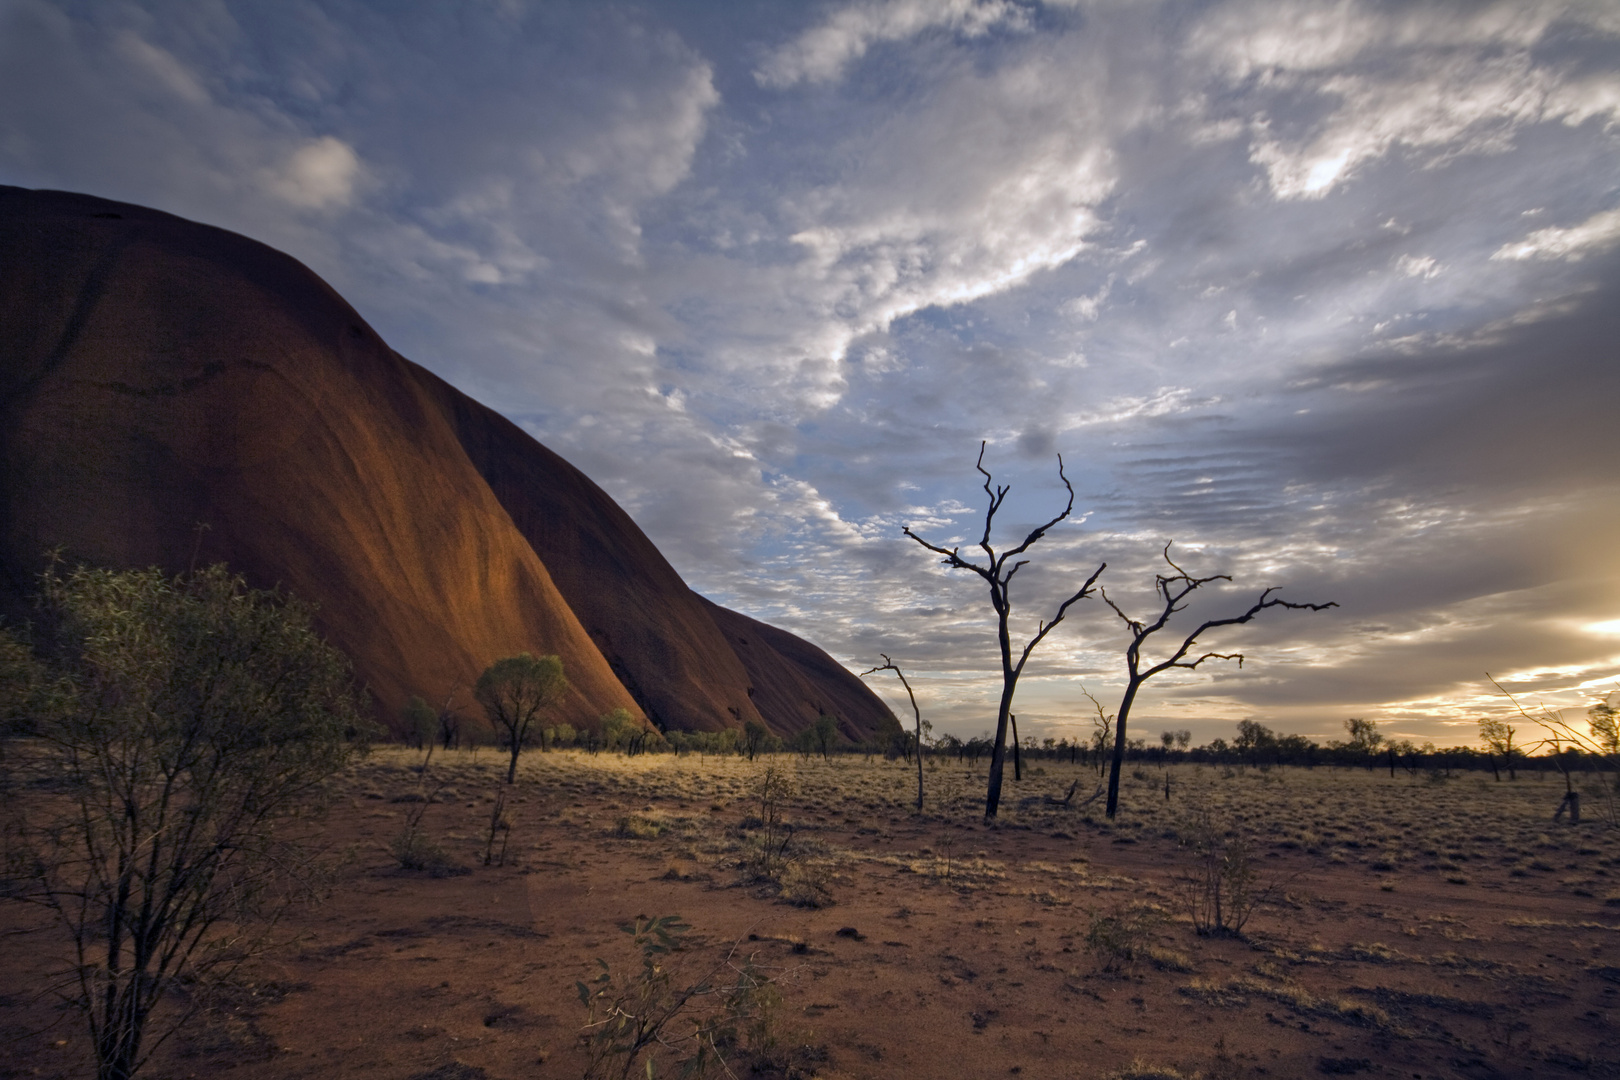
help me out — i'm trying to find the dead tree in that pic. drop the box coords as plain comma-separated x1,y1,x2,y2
861,654,926,812
904,442,1105,820
1010,714,1023,780
1487,673,1618,827
1100,544,1335,818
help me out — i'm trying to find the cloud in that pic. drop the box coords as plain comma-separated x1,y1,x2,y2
705,25,1145,394
755,0,1030,87
1491,207,1620,262
113,28,210,105
1394,253,1440,278
263,136,361,209
1186,0,1620,198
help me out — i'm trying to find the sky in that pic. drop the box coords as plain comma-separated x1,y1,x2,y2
3,0,1619,748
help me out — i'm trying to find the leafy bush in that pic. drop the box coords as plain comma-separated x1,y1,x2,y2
6,562,366,1080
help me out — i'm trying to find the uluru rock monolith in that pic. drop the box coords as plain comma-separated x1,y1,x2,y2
0,186,898,742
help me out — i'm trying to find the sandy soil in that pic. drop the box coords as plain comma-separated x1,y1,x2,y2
3,750,1617,1080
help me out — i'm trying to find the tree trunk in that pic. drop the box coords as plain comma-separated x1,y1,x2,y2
96,984,146,1080
1105,679,1142,818
983,680,1018,819
915,725,924,814
506,744,520,784
1011,714,1023,781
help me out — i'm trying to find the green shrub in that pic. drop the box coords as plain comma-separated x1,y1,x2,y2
9,562,366,1080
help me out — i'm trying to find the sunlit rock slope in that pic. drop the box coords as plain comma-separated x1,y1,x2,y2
0,186,897,741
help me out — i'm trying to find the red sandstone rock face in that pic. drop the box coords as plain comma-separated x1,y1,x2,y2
412,369,769,734
0,186,897,741
698,596,898,742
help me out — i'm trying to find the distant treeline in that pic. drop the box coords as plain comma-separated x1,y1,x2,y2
395,672,1620,795
422,708,1613,784
893,715,1615,782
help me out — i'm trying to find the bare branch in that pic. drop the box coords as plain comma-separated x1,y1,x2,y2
1485,672,1538,724
858,654,915,698
1142,590,1337,681
1486,671,1602,756
1171,650,1245,670
901,526,995,583
861,654,927,811
1015,562,1106,674
1001,453,1078,562
1161,541,1187,579
900,526,959,561
1099,587,1145,635
974,441,1010,556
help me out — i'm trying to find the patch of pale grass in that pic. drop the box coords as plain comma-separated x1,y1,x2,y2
1505,917,1620,932
1105,1062,1193,1080
1145,945,1194,972
870,851,1008,887
1340,942,1411,965
345,750,1620,890
1180,975,1392,1030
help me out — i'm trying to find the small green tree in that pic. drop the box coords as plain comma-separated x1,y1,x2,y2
791,727,815,758
1590,697,1620,755
402,694,437,755
1478,715,1518,780
742,719,768,761
600,706,636,753
812,713,839,760
1233,719,1277,768
475,653,568,783
5,563,365,1080
1344,717,1383,755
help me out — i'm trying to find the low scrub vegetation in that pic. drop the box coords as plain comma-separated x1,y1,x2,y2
8,707,1618,1079
576,915,790,1080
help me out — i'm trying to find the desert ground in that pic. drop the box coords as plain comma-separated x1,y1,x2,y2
3,747,1618,1080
